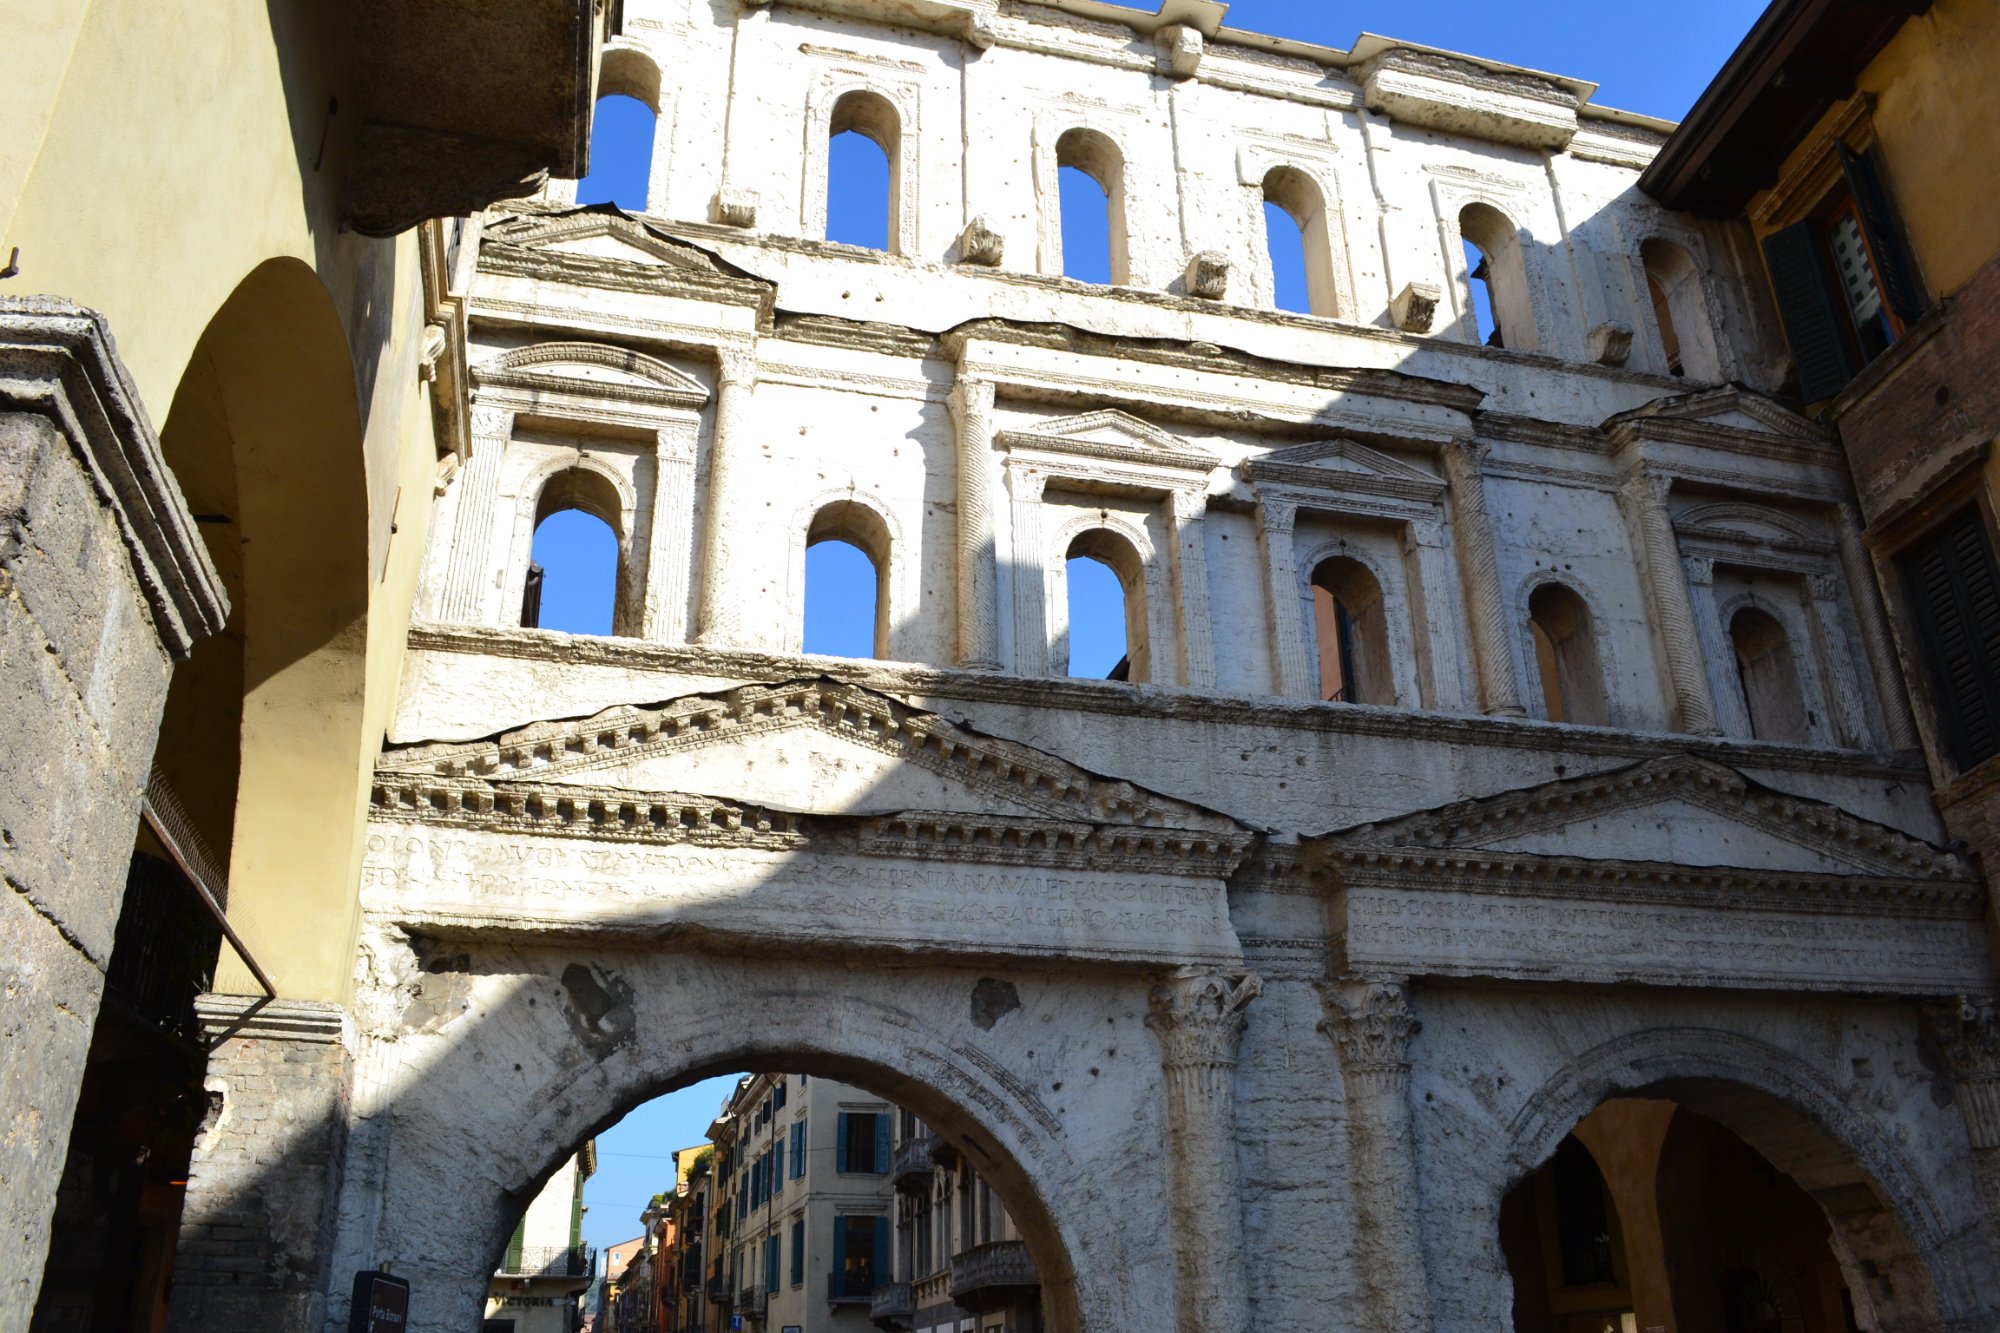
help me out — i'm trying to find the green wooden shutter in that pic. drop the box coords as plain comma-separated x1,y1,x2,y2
1902,508,2000,769
1762,221,1857,401
873,1113,890,1173
1839,142,1924,326
505,1217,525,1272
836,1112,851,1172
871,1216,889,1288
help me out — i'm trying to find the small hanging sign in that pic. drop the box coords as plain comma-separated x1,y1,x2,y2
349,1270,410,1333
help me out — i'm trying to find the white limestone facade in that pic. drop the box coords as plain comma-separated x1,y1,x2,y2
332,4,2000,1333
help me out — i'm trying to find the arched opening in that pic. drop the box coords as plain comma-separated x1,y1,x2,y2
1528,582,1607,726
805,500,891,659
1730,606,1810,743
1310,556,1393,704
1460,203,1538,353
28,258,372,1330
827,91,900,252
524,467,629,637
1642,239,1723,382
1065,528,1147,682
1054,129,1128,286
1502,1095,1909,1333
1262,166,1337,317
575,94,657,212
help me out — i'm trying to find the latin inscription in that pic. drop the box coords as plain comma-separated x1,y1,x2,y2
1344,889,1991,991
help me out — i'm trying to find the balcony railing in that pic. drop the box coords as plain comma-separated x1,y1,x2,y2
496,1244,596,1279
703,1275,730,1305
738,1286,768,1318
827,1269,876,1304
890,1133,936,1193
869,1281,914,1329
949,1241,1038,1313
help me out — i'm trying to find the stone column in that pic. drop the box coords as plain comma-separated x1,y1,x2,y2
1833,504,1922,750
169,995,353,1333
696,349,758,648
642,419,699,643
1406,516,1467,711
1168,489,1218,691
0,299,228,1329
948,376,1002,671
1441,442,1525,717
1922,998,2000,1229
1255,498,1315,698
1007,467,1049,676
439,405,513,625
1682,555,1751,738
1146,968,1262,1333
1319,979,1433,1333
1620,468,1720,734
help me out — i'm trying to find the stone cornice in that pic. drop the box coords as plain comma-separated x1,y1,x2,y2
194,993,349,1045
0,299,230,657
399,623,1934,785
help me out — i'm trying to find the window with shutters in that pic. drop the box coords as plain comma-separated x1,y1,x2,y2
790,1218,805,1287
790,1120,807,1178
1759,143,1925,402
837,1111,888,1173
765,1233,781,1292
1899,506,2000,772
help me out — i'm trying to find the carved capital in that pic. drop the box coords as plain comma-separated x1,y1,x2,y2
1924,998,2000,1150
1589,320,1633,367
1392,281,1442,334
711,187,758,229
469,404,514,446
716,347,758,389
1170,488,1208,524
958,216,1005,267
948,375,996,424
1185,250,1230,301
1319,980,1421,1086
1147,968,1262,1070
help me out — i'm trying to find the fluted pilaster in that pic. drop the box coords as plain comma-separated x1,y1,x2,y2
1621,468,1719,734
1922,998,2000,1228
696,349,757,648
1148,968,1261,1333
1442,441,1525,717
949,376,1002,670
1834,504,1921,750
642,422,699,643
1256,499,1314,698
1170,489,1217,690
440,405,513,625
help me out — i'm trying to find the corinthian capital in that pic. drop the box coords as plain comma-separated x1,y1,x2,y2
1319,980,1421,1079
1147,968,1262,1069
1922,998,2000,1151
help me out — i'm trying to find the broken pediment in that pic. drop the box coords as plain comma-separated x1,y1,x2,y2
999,409,1218,473
481,208,731,273
473,341,711,405
1244,437,1447,503
1605,386,1831,446
1324,753,1964,880
377,678,1245,838
1674,501,1832,554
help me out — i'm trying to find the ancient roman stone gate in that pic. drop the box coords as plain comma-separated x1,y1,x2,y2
161,3,2000,1330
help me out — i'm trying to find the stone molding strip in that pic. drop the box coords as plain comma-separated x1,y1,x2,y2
0,298,230,656
193,993,349,1046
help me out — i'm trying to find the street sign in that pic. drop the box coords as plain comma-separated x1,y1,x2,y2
349,1271,410,1333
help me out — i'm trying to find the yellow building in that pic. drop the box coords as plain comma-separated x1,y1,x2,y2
0,3,604,1327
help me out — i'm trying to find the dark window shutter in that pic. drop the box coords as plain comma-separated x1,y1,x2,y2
836,1112,850,1172
1839,142,1925,326
1901,508,2000,770
1762,221,1857,401
832,1213,848,1279
871,1216,889,1287
873,1113,890,1173
790,1219,805,1285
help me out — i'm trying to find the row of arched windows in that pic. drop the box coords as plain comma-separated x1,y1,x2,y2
521,466,1818,741
576,84,1725,376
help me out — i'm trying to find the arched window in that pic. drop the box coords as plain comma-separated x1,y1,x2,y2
1641,239,1723,382
1459,203,1537,353
1528,582,1607,725
1730,606,1810,743
826,91,900,252
576,97,657,212
1262,167,1337,317
1054,129,1128,285
1310,557,1393,704
1065,529,1147,682
526,468,626,635
804,501,890,659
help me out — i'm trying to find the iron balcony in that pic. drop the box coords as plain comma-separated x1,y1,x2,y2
948,1241,1038,1313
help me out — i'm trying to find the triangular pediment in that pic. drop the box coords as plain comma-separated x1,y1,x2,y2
377,678,1245,835
1321,754,1967,881
481,206,735,273
1259,437,1438,483
1605,387,1830,443
473,341,710,402
1001,410,1218,472
1674,501,1829,552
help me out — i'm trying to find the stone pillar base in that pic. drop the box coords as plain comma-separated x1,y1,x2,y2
169,995,352,1333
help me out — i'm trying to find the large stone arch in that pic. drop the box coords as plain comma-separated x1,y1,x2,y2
330,942,1169,1333
1456,1023,1989,1332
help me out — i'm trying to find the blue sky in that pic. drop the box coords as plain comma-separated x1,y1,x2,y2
545,0,1767,1253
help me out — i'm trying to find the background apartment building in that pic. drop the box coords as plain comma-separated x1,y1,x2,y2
702,1074,896,1333
487,1144,599,1333
877,1113,1041,1333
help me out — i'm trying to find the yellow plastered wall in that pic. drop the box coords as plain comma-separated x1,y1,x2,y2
1749,0,2000,297
2,0,443,1004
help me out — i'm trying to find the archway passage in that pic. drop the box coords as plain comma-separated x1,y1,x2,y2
1502,1096,1898,1333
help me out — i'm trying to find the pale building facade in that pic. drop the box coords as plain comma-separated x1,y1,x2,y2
488,1145,599,1333
879,1110,1041,1333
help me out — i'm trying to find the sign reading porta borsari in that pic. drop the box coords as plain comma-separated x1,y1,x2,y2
349,1271,410,1333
